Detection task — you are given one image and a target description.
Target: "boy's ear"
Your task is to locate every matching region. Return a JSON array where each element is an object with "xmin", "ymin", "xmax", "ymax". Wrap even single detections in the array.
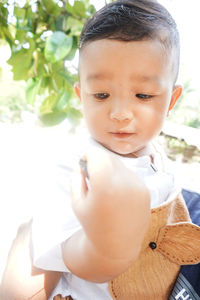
[
  {"xmin": 168, "ymin": 85, "xmax": 182, "ymax": 112},
  {"xmin": 74, "ymin": 82, "xmax": 81, "ymax": 101}
]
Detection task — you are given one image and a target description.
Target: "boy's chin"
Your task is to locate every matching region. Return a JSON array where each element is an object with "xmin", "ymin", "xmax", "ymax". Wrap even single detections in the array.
[
  {"xmin": 105, "ymin": 144, "xmax": 137, "ymax": 157},
  {"xmin": 105, "ymin": 142, "xmax": 149, "ymax": 158}
]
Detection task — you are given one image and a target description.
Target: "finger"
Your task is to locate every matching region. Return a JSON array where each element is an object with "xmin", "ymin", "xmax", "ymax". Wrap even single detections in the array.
[
  {"xmin": 84, "ymin": 147, "xmax": 113, "ymax": 182},
  {"xmin": 79, "ymin": 164, "xmax": 89, "ymax": 192},
  {"xmin": 79, "ymin": 158, "xmax": 89, "ymax": 179}
]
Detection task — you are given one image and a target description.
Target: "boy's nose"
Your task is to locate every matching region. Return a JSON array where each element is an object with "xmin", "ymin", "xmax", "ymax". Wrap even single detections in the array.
[{"xmin": 110, "ymin": 104, "xmax": 133, "ymax": 121}]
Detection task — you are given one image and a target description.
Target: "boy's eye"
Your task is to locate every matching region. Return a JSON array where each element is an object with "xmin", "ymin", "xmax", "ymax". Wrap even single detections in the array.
[
  {"xmin": 136, "ymin": 94, "xmax": 153, "ymax": 100},
  {"xmin": 94, "ymin": 93, "xmax": 109, "ymax": 100}
]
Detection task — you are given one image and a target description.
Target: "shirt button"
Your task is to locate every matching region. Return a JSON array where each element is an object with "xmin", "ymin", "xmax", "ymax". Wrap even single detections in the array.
[{"xmin": 149, "ymin": 242, "xmax": 157, "ymax": 250}]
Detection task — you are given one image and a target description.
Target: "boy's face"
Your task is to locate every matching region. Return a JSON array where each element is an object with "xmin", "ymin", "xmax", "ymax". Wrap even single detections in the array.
[{"xmin": 75, "ymin": 39, "xmax": 182, "ymax": 156}]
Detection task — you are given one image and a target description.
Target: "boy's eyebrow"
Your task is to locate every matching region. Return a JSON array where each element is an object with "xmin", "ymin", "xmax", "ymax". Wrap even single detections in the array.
[
  {"xmin": 131, "ymin": 75, "xmax": 160, "ymax": 83},
  {"xmin": 86, "ymin": 73, "xmax": 112, "ymax": 81},
  {"xmin": 86, "ymin": 73, "xmax": 161, "ymax": 85}
]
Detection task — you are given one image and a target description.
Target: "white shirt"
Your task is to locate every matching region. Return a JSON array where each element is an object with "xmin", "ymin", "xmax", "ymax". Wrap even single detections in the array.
[{"xmin": 31, "ymin": 135, "xmax": 176, "ymax": 300}]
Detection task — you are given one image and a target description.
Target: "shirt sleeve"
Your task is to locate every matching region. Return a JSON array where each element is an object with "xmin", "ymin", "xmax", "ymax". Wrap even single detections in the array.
[{"xmin": 31, "ymin": 160, "xmax": 82, "ymax": 272}]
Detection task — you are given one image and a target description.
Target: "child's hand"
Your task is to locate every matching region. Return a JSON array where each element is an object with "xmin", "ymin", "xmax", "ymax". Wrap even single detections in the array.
[
  {"xmin": 70, "ymin": 147, "xmax": 150, "ymax": 260},
  {"xmin": 62, "ymin": 147, "xmax": 150, "ymax": 282}
]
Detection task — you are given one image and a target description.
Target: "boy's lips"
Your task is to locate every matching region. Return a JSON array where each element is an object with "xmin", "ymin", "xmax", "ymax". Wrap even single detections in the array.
[{"xmin": 109, "ymin": 131, "xmax": 136, "ymax": 139}]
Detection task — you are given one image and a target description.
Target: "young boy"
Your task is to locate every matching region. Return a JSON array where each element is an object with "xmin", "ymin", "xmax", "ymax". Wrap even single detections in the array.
[{"xmin": 2, "ymin": 0, "xmax": 200, "ymax": 299}]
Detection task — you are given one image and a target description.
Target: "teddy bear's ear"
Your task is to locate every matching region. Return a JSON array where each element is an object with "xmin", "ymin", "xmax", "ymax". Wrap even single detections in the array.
[{"xmin": 157, "ymin": 223, "xmax": 200, "ymax": 265}]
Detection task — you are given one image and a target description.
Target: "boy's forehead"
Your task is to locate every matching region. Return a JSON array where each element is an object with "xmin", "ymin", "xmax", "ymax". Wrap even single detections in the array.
[
  {"xmin": 78, "ymin": 38, "xmax": 174, "ymax": 82},
  {"xmin": 79, "ymin": 38, "xmax": 166, "ymax": 65}
]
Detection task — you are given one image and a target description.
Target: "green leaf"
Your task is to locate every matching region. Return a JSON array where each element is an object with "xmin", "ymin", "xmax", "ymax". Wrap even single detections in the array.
[
  {"xmin": 15, "ymin": 29, "xmax": 26, "ymax": 42},
  {"xmin": 27, "ymin": 37, "xmax": 36, "ymax": 51},
  {"xmin": 66, "ymin": 17, "xmax": 83, "ymax": 36},
  {"xmin": 66, "ymin": 2, "xmax": 75, "ymax": 15},
  {"xmin": 88, "ymin": 4, "xmax": 96, "ymax": 15},
  {"xmin": 67, "ymin": 107, "xmax": 82, "ymax": 125},
  {"xmin": 14, "ymin": 7, "xmax": 26, "ymax": 19},
  {"xmin": 41, "ymin": 0, "xmax": 62, "ymax": 16},
  {"xmin": 57, "ymin": 70, "xmax": 78, "ymax": 86},
  {"xmin": 0, "ymin": 4, "xmax": 8, "ymax": 26},
  {"xmin": 49, "ymin": 62, "xmax": 66, "ymax": 90},
  {"xmin": 35, "ymin": 51, "xmax": 47, "ymax": 77},
  {"xmin": 73, "ymin": 1, "xmax": 86, "ymax": 18},
  {"xmin": 26, "ymin": 78, "xmax": 41, "ymax": 105},
  {"xmin": 50, "ymin": 74, "xmax": 63, "ymax": 91},
  {"xmin": 40, "ymin": 93, "xmax": 57, "ymax": 114},
  {"xmin": 7, "ymin": 49, "xmax": 33, "ymax": 81},
  {"xmin": 64, "ymin": 36, "xmax": 78, "ymax": 60},
  {"xmin": 82, "ymin": 0, "xmax": 90, "ymax": 8},
  {"xmin": 2, "ymin": 27, "xmax": 15, "ymax": 46},
  {"xmin": 27, "ymin": 7, "xmax": 34, "ymax": 19},
  {"xmin": 40, "ymin": 76, "xmax": 51, "ymax": 89},
  {"xmin": 51, "ymin": 60, "xmax": 64, "ymax": 73},
  {"xmin": 65, "ymin": 45, "xmax": 77, "ymax": 61},
  {"xmin": 55, "ymin": 15, "xmax": 65, "ymax": 31},
  {"xmin": 54, "ymin": 88, "xmax": 71, "ymax": 112},
  {"xmin": 44, "ymin": 31, "xmax": 73, "ymax": 63},
  {"xmin": 39, "ymin": 111, "xmax": 67, "ymax": 126}
]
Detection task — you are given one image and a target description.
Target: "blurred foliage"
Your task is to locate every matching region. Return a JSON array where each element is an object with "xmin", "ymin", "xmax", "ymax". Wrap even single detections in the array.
[
  {"xmin": 0, "ymin": 92, "xmax": 27, "ymax": 123},
  {"xmin": 0, "ymin": 0, "xmax": 96, "ymax": 126},
  {"xmin": 159, "ymin": 134, "xmax": 200, "ymax": 163}
]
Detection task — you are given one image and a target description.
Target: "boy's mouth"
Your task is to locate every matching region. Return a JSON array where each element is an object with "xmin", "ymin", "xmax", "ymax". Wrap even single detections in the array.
[{"xmin": 110, "ymin": 132, "xmax": 135, "ymax": 139}]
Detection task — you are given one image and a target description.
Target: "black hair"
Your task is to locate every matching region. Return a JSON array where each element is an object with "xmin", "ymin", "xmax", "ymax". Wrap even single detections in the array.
[{"xmin": 79, "ymin": 0, "xmax": 180, "ymax": 82}]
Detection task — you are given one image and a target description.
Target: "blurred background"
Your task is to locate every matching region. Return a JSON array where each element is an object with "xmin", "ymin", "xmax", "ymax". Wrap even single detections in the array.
[{"xmin": 0, "ymin": 0, "xmax": 200, "ymax": 281}]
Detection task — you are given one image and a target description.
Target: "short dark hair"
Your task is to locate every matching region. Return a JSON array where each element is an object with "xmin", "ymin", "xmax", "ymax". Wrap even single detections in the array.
[{"xmin": 79, "ymin": 0, "xmax": 180, "ymax": 82}]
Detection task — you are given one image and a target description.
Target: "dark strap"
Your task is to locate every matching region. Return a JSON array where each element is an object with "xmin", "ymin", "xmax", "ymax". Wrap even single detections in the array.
[
  {"xmin": 54, "ymin": 295, "xmax": 73, "ymax": 300},
  {"xmin": 169, "ymin": 190, "xmax": 200, "ymax": 299},
  {"xmin": 182, "ymin": 189, "xmax": 200, "ymax": 226}
]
